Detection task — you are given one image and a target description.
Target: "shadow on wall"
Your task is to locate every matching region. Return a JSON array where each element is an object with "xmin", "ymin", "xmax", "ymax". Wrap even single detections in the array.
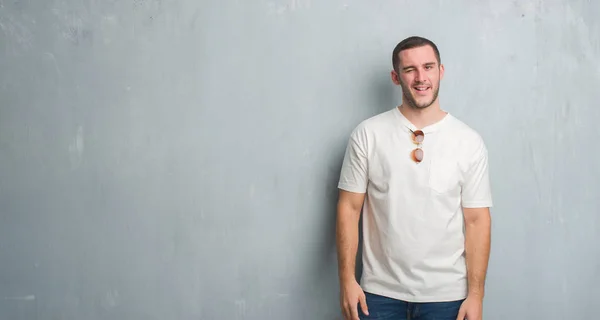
[
  {"xmin": 301, "ymin": 66, "xmax": 398, "ymax": 317},
  {"xmin": 355, "ymin": 67, "xmax": 398, "ymax": 279},
  {"xmin": 308, "ymin": 145, "xmax": 348, "ymax": 316},
  {"xmin": 372, "ymin": 67, "xmax": 400, "ymax": 113},
  {"xmin": 332, "ymin": 64, "xmax": 398, "ymax": 269}
]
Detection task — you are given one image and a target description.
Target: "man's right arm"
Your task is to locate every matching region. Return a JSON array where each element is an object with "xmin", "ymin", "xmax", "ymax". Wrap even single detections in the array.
[
  {"xmin": 336, "ymin": 125, "xmax": 369, "ymax": 320},
  {"xmin": 336, "ymin": 189, "xmax": 368, "ymax": 320},
  {"xmin": 336, "ymin": 190, "xmax": 365, "ymax": 283}
]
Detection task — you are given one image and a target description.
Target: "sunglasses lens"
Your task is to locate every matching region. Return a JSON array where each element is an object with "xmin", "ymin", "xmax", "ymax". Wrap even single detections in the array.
[
  {"xmin": 413, "ymin": 130, "xmax": 424, "ymax": 143},
  {"xmin": 412, "ymin": 148, "xmax": 423, "ymax": 162}
]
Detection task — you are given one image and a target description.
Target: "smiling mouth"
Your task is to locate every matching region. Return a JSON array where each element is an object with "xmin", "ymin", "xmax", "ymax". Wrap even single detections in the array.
[{"xmin": 413, "ymin": 86, "xmax": 430, "ymax": 94}]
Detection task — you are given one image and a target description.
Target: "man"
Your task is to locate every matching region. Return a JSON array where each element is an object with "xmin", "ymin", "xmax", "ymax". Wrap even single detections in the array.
[{"xmin": 336, "ymin": 36, "xmax": 493, "ymax": 320}]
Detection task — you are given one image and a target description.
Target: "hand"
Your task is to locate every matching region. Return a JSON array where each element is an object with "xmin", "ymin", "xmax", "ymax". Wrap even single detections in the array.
[
  {"xmin": 339, "ymin": 279, "xmax": 369, "ymax": 320},
  {"xmin": 456, "ymin": 295, "xmax": 483, "ymax": 320}
]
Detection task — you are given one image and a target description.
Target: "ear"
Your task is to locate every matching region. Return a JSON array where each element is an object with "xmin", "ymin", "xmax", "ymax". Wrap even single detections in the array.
[
  {"xmin": 390, "ymin": 70, "xmax": 401, "ymax": 85},
  {"xmin": 439, "ymin": 64, "xmax": 445, "ymax": 80}
]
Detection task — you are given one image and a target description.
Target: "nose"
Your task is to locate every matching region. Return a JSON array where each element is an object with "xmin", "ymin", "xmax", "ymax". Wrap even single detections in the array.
[{"xmin": 415, "ymin": 68, "xmax": 426, "ymax": 82}]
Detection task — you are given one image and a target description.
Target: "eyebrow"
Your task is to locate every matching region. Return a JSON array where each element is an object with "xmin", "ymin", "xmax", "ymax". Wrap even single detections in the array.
[{"xmin": 402, "ymin": 62, "xmax": 437, "ymax": 70}]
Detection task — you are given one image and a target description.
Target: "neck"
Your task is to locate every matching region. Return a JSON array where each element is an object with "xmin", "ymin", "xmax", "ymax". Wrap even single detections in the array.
[{"xmin": 398, "ymin": 101, "xmax": 447, "ymax": 129}]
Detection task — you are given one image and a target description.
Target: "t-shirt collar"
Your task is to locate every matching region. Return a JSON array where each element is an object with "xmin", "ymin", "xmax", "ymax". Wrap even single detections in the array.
[{"xmin": 393, "ymin": 106, "xmax": 450, "ymax": 134}]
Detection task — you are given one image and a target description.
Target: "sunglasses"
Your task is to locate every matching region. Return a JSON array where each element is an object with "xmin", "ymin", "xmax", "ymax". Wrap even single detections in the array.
[{"xmin": 409, "ymin": 128, "xmax": 424, "ymax": 163}]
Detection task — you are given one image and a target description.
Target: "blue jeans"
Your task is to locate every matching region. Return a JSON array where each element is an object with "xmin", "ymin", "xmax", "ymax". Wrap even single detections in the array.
[{"xmin": 359, "ymin": 291, "xmax": 464, "ymax": 320}]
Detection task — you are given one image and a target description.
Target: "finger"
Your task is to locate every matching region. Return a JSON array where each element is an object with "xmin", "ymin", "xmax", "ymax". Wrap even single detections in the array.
[
  {"xmin": 343, "ymin": 305, "xmax": 351, "ymax": 320},
  {"xmin": 350, "ymin": 302, "xmax": 360, "ymax": 320},
  {"xmin": 358, "ymin": 293, "xmax": 369, "ymax": 316},
  {"xmin": 347, "ymin": 304, "xmax": 355, "ymax": 320},
  {"xmin": 456, "ymin": 308, "xmax": 466, "ymax": 320}
]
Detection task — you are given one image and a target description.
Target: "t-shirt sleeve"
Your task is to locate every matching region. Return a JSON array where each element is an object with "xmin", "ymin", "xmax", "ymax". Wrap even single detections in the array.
[
  {"xmin": 337, "ymin": 127, "xmax": 369, "ymax": 193},
  {"xmin": 461, "ymin": 138, "xmax": 493, "ymax": 208}
]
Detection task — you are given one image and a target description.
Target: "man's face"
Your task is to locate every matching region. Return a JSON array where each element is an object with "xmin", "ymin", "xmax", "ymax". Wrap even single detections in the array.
[{"xmin": 392, "ymin": 45, "xmax": 444, "ymax": 109}]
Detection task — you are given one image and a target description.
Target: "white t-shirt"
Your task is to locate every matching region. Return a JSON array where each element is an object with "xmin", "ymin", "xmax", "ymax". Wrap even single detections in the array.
[{"xmin": 338, "ymin": 107, "xmax": 493, "ymax": 302}]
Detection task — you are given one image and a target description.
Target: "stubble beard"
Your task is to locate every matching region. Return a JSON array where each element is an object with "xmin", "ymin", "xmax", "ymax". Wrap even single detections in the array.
[{"xmin": 400, "ymin": 80, "xmax": 440, "ymax": 110}]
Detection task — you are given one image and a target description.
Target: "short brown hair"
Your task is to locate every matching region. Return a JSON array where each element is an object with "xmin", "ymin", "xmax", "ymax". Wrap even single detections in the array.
[{"xmin": 392, "ymin": 36, "xmax": 441, "ymax": 72}]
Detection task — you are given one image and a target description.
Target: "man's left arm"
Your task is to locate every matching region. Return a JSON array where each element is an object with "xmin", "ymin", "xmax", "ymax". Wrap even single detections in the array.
[
  {"xmin": 463, "ymin": 206, "xmax": 491, "ymax": 299},
  {"xmin": 456, "ymin": 137, "xmax": 493, "ymax": 320}
]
